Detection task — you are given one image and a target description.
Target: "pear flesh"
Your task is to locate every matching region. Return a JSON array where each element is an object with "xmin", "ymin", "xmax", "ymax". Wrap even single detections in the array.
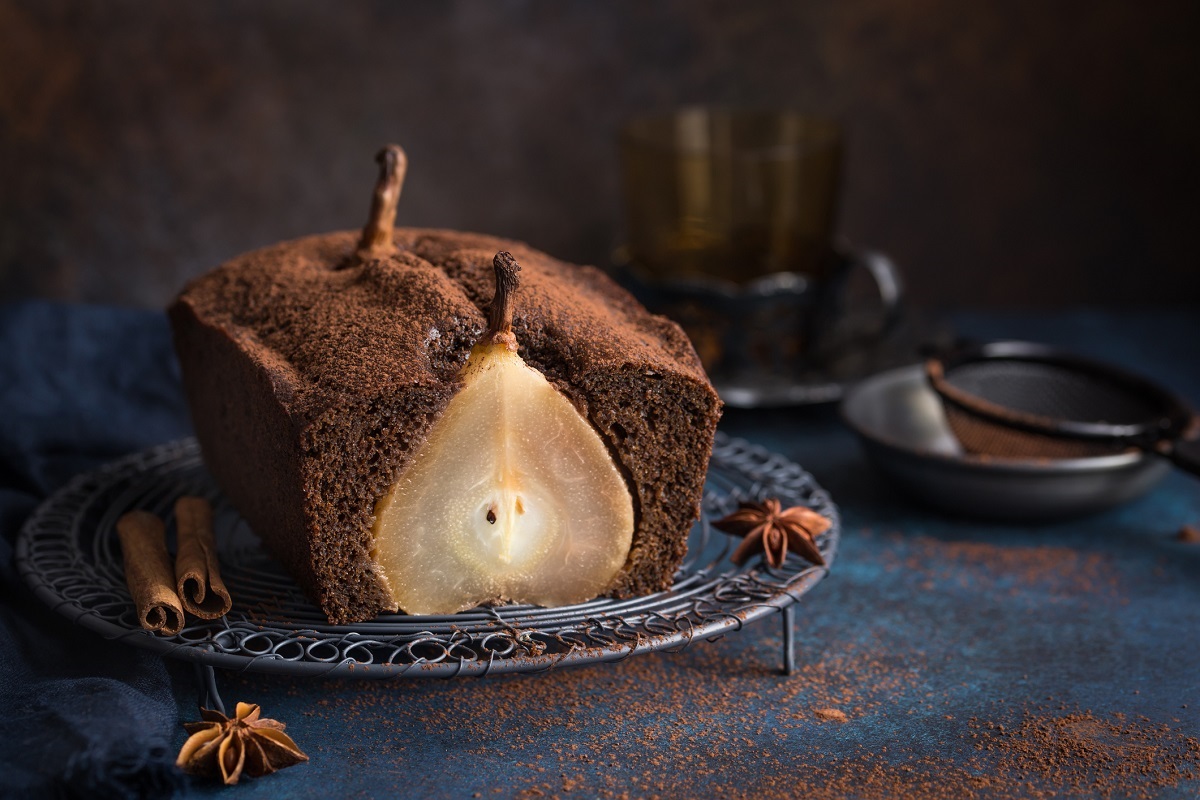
[{"xmin": 372, "ymin": 342, "xmax": 635, "ymax": 616}]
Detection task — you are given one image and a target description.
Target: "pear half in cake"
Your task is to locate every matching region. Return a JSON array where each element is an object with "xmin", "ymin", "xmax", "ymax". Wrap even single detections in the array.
[{"xmin": 372, "ymin": 252, "xmax": 635, "ymax": 615}]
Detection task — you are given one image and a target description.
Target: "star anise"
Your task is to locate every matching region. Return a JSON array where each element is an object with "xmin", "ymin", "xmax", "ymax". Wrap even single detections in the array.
[
  {"xmin": 176, "ymin": 702, "xmax": 307, "ymax": 785},
  {"xmin": 712, "ymin": 497, "xmax": 831, "ymax": 569}
]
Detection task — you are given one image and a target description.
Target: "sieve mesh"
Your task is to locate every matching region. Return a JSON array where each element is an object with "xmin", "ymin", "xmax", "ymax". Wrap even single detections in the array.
[{"xmin": 943, "ymin": 360, "xmax": 1162, "ymax": 427}]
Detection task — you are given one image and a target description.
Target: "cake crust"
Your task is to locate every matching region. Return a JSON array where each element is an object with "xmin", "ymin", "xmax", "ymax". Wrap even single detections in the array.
[{"xmin": 170, "ymin": 228, "xmax": 722, "ymax": 624}]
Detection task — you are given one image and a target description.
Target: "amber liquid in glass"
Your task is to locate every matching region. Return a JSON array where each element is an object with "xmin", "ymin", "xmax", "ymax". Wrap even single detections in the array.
[{"xmin": 621, "ymin": 109, "xmax": 843, "ymax": 287}]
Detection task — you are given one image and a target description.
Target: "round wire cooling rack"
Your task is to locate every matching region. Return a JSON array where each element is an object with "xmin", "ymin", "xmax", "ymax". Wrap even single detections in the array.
[{"xmin": 16, "ymin": 433, "xmax": 839, "ymax": 681}]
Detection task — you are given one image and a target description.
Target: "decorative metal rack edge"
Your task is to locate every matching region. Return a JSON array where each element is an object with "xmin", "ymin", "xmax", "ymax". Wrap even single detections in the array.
[{"xmin": 16, "ymin": 433, "xmax": 839, "ymax": 679}]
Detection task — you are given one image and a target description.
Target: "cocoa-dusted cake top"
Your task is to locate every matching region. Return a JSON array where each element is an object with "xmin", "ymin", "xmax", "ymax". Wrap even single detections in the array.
[{"xmin": 177, "ymin": 227, "xmax": 710, "ymax": 422}]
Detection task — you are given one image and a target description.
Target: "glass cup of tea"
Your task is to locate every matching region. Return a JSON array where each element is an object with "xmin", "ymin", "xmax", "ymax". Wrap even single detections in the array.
[{"xmin": 617, "ymin": 108, "xmax": 902, "ymax": 405}]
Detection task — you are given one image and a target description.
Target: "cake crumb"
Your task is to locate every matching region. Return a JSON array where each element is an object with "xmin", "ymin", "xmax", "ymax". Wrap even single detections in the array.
[
  {"xmin": 814, "ymin": 708, "xmax": 848, "ymax": 722},
  {"xmin": 1177, "ymin": 524, "xmax": 1200, "ymax": 543}
]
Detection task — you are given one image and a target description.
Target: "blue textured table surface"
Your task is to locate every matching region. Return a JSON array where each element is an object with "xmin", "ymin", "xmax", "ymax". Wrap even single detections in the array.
[{"xmin": 1, "ymin": 302, "xmax": 1197, "ymax": 800}]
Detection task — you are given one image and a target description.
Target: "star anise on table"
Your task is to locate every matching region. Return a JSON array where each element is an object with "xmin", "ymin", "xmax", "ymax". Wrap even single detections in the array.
[
  {"xmin": 176, "ymin": 702, "xmax": 307, "ymax": 785},
  {"xmin": 712, "ymin": 497, "xmax": 831, "ymax": 569}
]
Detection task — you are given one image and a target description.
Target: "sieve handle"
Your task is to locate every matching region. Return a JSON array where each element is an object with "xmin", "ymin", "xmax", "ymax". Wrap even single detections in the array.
[{"xmin": 1160, "ymin": 437, "xmax": 1200, "ymax": 478}]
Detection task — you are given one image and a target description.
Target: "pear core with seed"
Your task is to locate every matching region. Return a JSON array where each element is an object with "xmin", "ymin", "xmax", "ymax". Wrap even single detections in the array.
[{"xmin": 370, "ymin": 254, "xmax": 635, "ymax": 615}]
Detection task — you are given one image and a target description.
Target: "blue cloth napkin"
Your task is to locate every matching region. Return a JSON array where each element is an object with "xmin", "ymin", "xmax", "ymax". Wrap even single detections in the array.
[{"xmin": 0, "ymin": 302, "xmax": 192, "ymax": 799}]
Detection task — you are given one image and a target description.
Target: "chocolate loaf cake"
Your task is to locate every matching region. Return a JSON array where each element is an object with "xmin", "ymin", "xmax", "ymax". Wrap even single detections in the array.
[{"xmin": 170, "ymin": 147, "xmax": 722, "ymax": 624}]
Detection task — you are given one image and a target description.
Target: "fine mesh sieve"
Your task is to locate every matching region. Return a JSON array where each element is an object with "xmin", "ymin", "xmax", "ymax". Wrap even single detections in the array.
[{"xmin": 925, "ymin": 341, "xmax": 1200, "ymax": 477}]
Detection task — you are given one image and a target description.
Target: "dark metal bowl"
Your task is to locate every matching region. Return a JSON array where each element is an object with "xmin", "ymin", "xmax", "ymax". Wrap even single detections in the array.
[{"xmin": 840, "ymin": 364, "xmax": 1170, "ymax": 522}]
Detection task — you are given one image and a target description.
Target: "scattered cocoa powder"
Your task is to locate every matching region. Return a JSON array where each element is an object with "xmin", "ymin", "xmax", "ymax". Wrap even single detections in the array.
[
  {"xmin": 813, "ymin": 708, "xmax": 847, "ymax": 722},
  {"xmin": 877, "ymin": 532, "xmax": 1125, "ymax": 601},
  {"xmin": 968, "ymin": 709, "xmax": 1200, "ymax": 799},
  {"xmin": 209, "ymin": 629, "xmax": 1198, "ymax": 800},
  {"xmin": 200, "ymin": 529, "xmax": 1196, "ymax": 799}
]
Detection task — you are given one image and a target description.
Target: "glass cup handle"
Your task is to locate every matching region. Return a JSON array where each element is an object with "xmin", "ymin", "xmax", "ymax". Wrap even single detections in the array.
[{"xmin": 844, "ymin": 247, "xmax": 905, "ymax": 336}]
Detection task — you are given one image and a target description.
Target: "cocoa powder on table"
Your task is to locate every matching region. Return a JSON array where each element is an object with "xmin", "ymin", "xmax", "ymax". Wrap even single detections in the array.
[
  {"xmin": 1178, "ymin": 525, "xmax": 1200, "ymax": 544},
  {"xmin": 223, "ymin": 643, "xmax": 1197, "ymax": 800},
  {"xmin": 877, "ymin": 532, "xmax": 1126, "ymax": 600},
  {"xmin": 211, "ymin": 529, "xmax": 1196, "ymax": 799}
]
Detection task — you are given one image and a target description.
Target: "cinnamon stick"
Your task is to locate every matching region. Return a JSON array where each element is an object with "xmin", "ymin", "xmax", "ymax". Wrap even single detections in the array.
[
  {"xmin": 174, "ymin": 496, "xmax": 231, "ymax": 619},
  {"xmin": 116, "ymin": 511, "xmax": 185, "ymax": 635}
]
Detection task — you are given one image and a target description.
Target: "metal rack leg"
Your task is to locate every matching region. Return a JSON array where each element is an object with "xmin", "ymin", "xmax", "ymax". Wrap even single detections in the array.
[
  {"xmin": 781, "ymin": 605, "xmax": 795, "ymax": 676},
  {"xmin": 193, "ymin": 662, "xmax": 226, "ymax": 715}
]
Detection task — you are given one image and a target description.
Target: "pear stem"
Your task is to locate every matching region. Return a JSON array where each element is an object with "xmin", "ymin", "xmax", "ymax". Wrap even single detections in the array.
[
  {"xmin": 357, "ymin": 144, "xmax": 408, "ymax": 257},
  {"xmin": 487, "ymin": 251, "xmax": 521, "ymax": 348}
]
